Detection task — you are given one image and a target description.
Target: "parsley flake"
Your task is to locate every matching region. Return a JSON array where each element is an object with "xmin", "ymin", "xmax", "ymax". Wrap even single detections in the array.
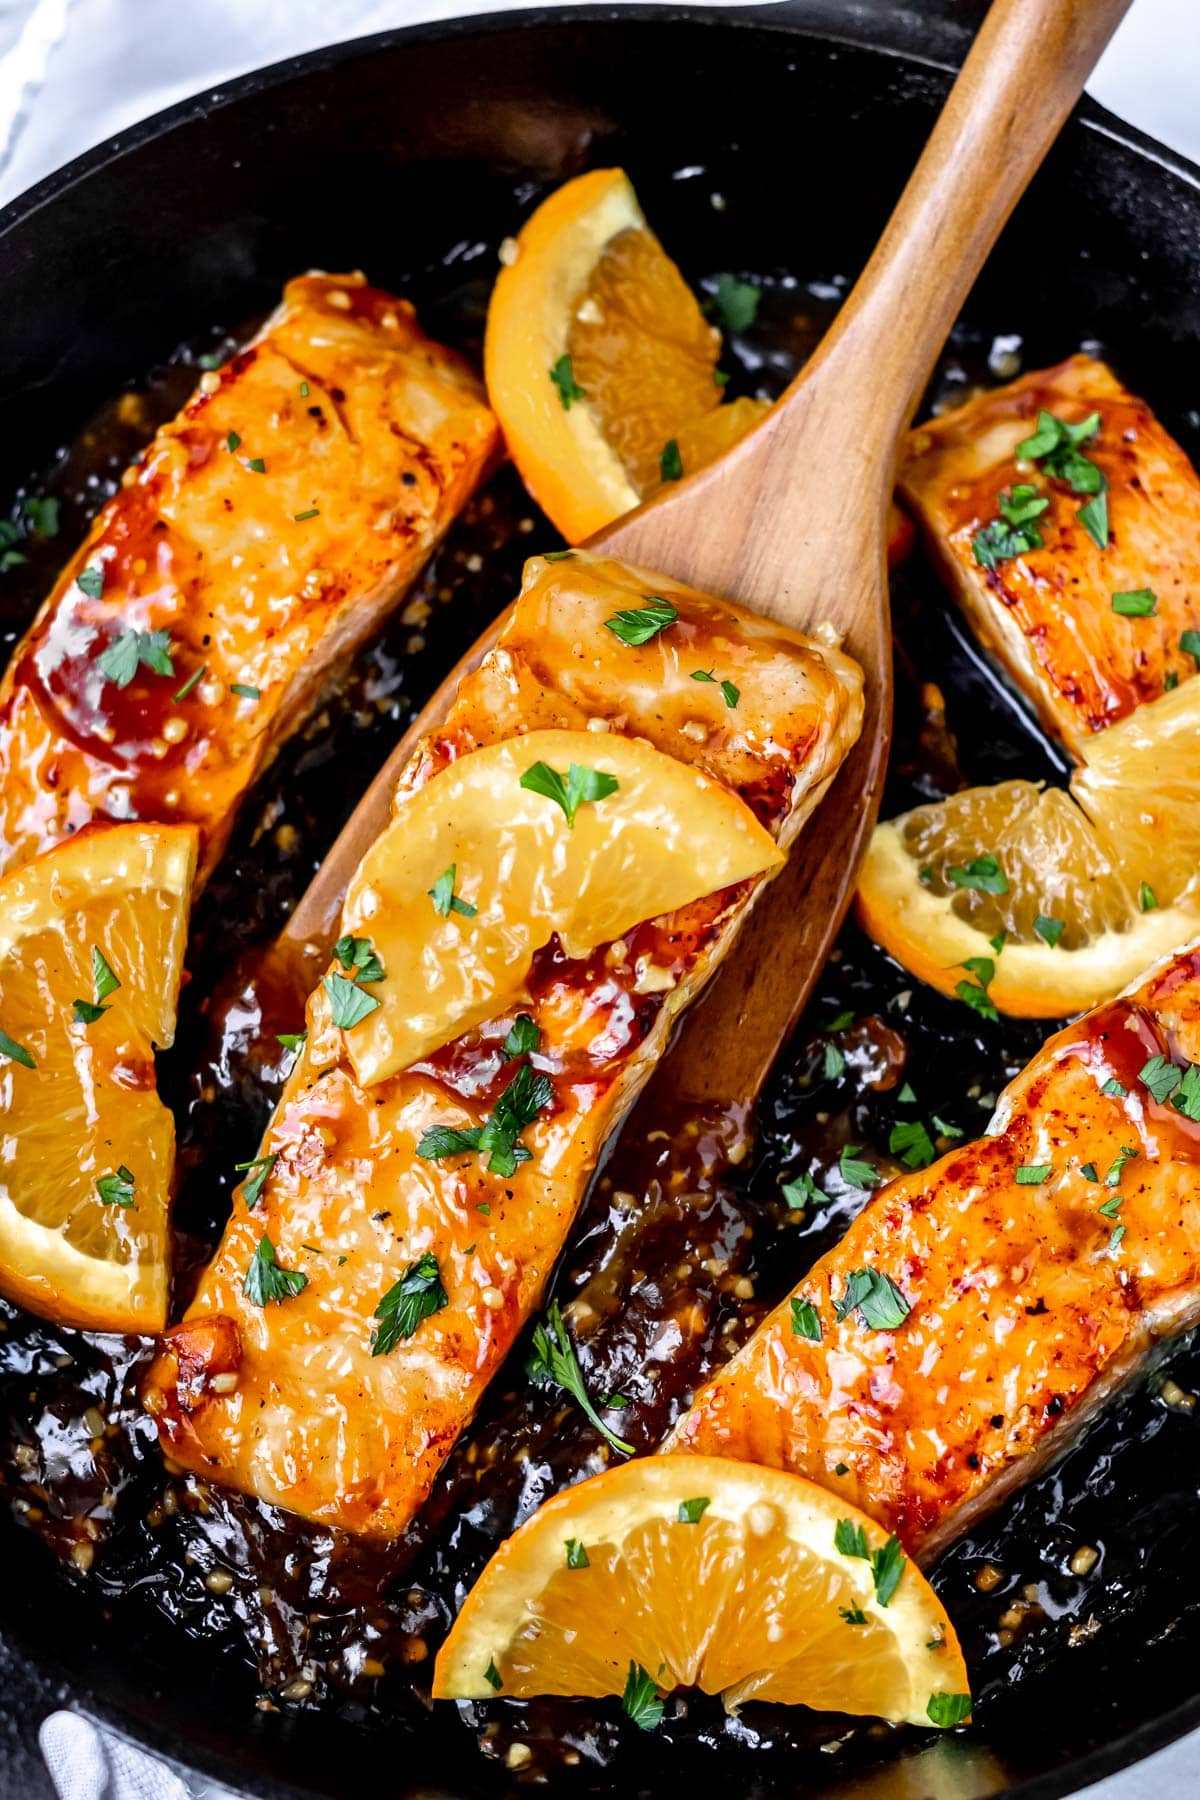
[
  {"xmin": 677, "ymin": 1496, "xmax": 710, "ymax": 1523},
  {"xmin": 1182, "ymin": 630, "xmax": 1200, "ymax": 667},
  {"xmin": 549, "ymin": 354, "xmax": 585, "ymax": 410},
  {"xmin": 711, "ymin": 273, "xmax": 760, "ymax": 333},
  {"xmin": 605, "ymin": 598, "xmax": 678, "ymax": 646},
  {"xmin": 96, "ymin": 1165, "xmax": 135, "ymax": 1207},
  {"xmin": 1100, "ymin": 1078, "xmax": 1126, "ymax": 1099},
  {"xmin": 0, "ymin": 1028, "xmax": 34, "ymax": 1069},
  {"xmin": 1140, "ymin": 881, "xmax": 1158, "ymax": 913},
  {"xmin": 889, "ymin": 1119, "xmax": 936, "ymax": 1170},
  {"xmin": 659, "ymin": 439, "xmax": 683, "ymax": 482},
  {"xmin": 230, "ymin": 682, "xmax": 260, "ymax": 701},
  {"xmin": 790, "ymin": 1297, "xmax": 822, "ymax": 1341},
  {"xmin": 781, "ymin": 1170, "xmax": 828, "ymax": 1210},
  {"xmin": 24, "ymin": 496, "xmax": 59, "ymax": 538},
  {"xmin": 1078, "ymin": 490, "xmax": 1109, "ymax": 549},
  {"xmin": 823, "ymin": 1041, "xmax": 846, "ymax": 1080},
  {"xmin": 1104, "ymin": 1145, "xmax": 1139, "ymax": 1188},
  {"xmin": 334, "ymin": 935, "xmax": 385, "ymax": 982},
  {"xmin": 277, "ymin": 1031, "xmax": 307, "ymax": 1053},
  {"xmin": 840, "ymin": 1606, "xmax": 868, "ymax": 1625},
  {"xmin": 526, "ymin": 1298, "xmax": 632, "ymax": 1454},
  {"xmin": 1034, "ymin": 914, "xmax": 1064, "ymax": 947},
  {"xmin": 243, "ymin": 1235, "xmax": 308, "ymax": 1306},
  {"xmin": 1140, "ymin": 1053, "xmax": 1182, "ymax": 1104},
  {"xmin": 519, "ymin": 760, "xmax": 619, "ymax": 829},
  {"xmin": 834, "ymin": 1268, "xmax": 910, "ymax": 1330},
  {"xmin": 838, "ymin": 1145, "xmax": 880, "ymax": 1190},
  {"xmin": 1112, "ymin": 588, "xmax": 1156, "ymax": 617},
  {"xmin": 928, "ymin": 1692, "xmax": 972, "ymax": 1729},
  {"xmin": 691, "ymin": 668, "xmax": 740, "ymax": 707},
  {"xmin": 622, "ymin": 1661, "xmax": 664, "ymax": 1731},
  {"xmin": 1174, "ymin": 1063, "xmax": 1200, "ymax": 1122},
  {"xmin": 324, "ymin": 972, "xmax": 381, "ymax": 1030},
  {"xmin": 503, "ymin": 1014, "xmax": 540, "ymax": 1058},
  {"xmin": 76, "ymin": 565, "xmax": 103, "ymax": 599},
  {"xmin": 565, "ymin": 1538, "xmax": 590, "ymax": 1568},
  {"xmin": 96, "ymin": 628, "xmax": 174, "ymax": 688},
  {"xmin": 293, "ymin": 508, "xmax": 319, "ymax": 522},
  {"xmin": 947, "ymin": 853, "xmax": 1007, "ymax": 894},
  {"xmin": 235, "ymin": 1153, "xmax": 278, "ymax": 1208},
  {"xmin": 1015, "ymin": 1164, "xmax": 1053, "ymax": 1184},
  {"xmin": 835, "ymin": 1518, "xmax": 868, "ymax": 1559},
  {"xmin": 484, "ymin": 1659, "xmax": 502, "ymax": 1691},
  {"xmin": 371, "ymin": 1252, "xmax": 448, "ymax": 1355},
  {"xmin": 428, "ymin": 864, "xmax": 477, "ymax": 919},
  {"xmin": 246, "ymin": 457, "xmax": 266, "ymax": 474}
]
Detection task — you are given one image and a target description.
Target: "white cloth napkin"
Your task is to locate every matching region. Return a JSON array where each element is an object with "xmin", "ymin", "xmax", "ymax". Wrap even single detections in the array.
[{"xmin": 3, "ymin": 0, "xmax": 1200, "ymax": 1795}]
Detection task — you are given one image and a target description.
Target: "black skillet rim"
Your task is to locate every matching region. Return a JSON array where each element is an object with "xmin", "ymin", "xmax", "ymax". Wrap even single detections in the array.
[{"xmin": 2, "ymin": 3, "xmax": 1200, "ymax": 1795}]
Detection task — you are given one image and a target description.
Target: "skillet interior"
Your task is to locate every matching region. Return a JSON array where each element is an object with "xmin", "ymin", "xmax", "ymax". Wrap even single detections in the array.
[{"xmin": 2, "ymin": 4, "xmax": 1200, "ymax": 1796}]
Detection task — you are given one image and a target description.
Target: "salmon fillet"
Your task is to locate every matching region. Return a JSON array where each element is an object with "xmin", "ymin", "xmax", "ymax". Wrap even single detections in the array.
[
  {"xmin": 900, "ymin": 355, "xmax": 1200, "ymax": 759},
  {"xmin": 0, "ymin": 273, "xmax": 499, "ymax": 886},
  {"xmin": 670, "ymin": 942, "xmax": 1200, "ymax": 1560},
  {"xmin": 142, "ymin": 551, "xmax": 863, "ymax": 1536}
]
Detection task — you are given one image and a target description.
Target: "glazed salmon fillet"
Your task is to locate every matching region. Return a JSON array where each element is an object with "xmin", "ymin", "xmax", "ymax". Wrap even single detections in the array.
[
  {"xmin": 670, "ymin": 943, "xmax": 1200, "ymax": 1560},
  {"xmin": 0, "ymin": 273, "xmax": 499, "ymax": 886},
  {"xmin": 900, "ymin": 355, "xmax": 1200, "ymax": 759},
  {"xmin": 143, "ymin": 551, "xmax": 863, "ymax": 1536}
]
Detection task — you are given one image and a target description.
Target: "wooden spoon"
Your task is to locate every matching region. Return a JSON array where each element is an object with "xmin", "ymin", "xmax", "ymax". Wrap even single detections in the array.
[{"xmin": 274, "ymin": 0, "xmax": 1130, "ymax": 1118}]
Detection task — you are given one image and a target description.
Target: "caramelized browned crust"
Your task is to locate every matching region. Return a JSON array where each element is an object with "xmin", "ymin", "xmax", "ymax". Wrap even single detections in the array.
[
  {"xmin": 900, "ymin": 355, "xmax": 1200, "ymax": 758},
  {"xmin": 0, "ymin": 274, "xmax": 499, "ymax": 886},
  {"xmin": 670, "ymin": 942, "xmax": 1200, "ymax": 1559},
  {"xmin": 143, "ymin": 553, "xmax": 863, "ymax": 1537}
]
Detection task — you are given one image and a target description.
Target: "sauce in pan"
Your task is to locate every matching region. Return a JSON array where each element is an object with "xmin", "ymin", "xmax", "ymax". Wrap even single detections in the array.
[{"xmin": 1, "ymin": 253, "xmax": 1199, "ymax": 1794}]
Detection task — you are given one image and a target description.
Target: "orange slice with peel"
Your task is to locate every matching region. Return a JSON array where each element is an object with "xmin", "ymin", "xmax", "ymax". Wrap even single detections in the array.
[
  {"xmin": 856, "ymin": 678, "xmax": 1200, "ymax": 1018},
  {"xmin": 319, "ymin": 728, "xmax": 783, "ymax": 1088},
  {"xmin": 432, "ymin": 1455, "xmax": 969, "ymax": 1728},
  {"xmin": 0, "ymin": 822, "xmax": 195, "ymax": 1332},
  {"xmin": 484, "ymin": 168, "xmax": 769, "ymax": 542}
]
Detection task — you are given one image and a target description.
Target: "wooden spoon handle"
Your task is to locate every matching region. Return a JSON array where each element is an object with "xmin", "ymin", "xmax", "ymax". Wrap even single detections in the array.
[{"xmin": 804, "ymin": 0, "xmax": 1133, "ymax": 473}]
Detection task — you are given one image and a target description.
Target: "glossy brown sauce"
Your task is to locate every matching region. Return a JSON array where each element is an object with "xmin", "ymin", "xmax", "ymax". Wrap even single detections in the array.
[{"xmin": 0, "ymin": 255, "xmax": 1199, "ymax": 1795}]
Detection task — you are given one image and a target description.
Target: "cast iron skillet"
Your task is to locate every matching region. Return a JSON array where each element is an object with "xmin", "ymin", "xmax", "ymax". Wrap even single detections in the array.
[{"xmin": 2, "ymin": 3, "xmax": 1200, "ymax": 1796}]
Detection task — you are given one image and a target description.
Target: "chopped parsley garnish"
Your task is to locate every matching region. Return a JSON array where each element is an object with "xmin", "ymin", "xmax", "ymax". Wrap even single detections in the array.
[
  {"xmin": 1015, "ymin": 1164, "xmax": 1053, "ymax": 1184},
  {"xmin": 1017, "ymin": 409, "xmax": 1102, "ymax": 490},
  {"xmin": 928, "ymin": 1692, "xmax": 972, "ymax": 1729},
  {"xmin": 1104, "ymin": 1145, "xmax": 1139, "ymax": 1189},
  {"xmin": 1140, "ymin": 1053, "xmax": 1181, "ymax": 1104},
  {"xmin": 96, "ymin": 1165, "xmax": 135, "ymax": 1208},
  {"xmin": 428, "ymin": 864, "xmax": 477, "ymax": 919},
  {"xmin": 230, "ymin": 682, "xmax": 260, "ymax": 700},
  {"xmin": 503, "ymin": 1014, "xmax": 540, "ymax": 1058},
  {"xmin": 972, "ymin": 484, "xmax": 1049, "ymax": 569},
  {"xmin": 956, "ymin": 955, "xmax": 999, "ymax": 1022},
  {"xmin": 334, "ymin": 934, "xmax": 384, "ymax": 982},
  {"xmin": 790, "ymin": 1297, "xmax": 822, "ymax": 1341},
  {"xmin": 246, "ymin": 457, "xmax": 266, "ymax": 474},
  {"xmin": 1175, "ymin": 1062, "xmax": 1200, "ymax": 1122},
  {"xmin": 519, "ymin": 759, "xmax": 619, "ymax": 829},
  {"xmin": 243, "ymin": 1235, "xmax": 308, "ymax": 1306},
  {"xmin": 543, "ymin": 549, "xmax": 574, "ymax": 562},
  {"xmin": 1078, "ymin": 491, "xmax": 1109, "ymax": 549},
  {"xmin": 834, "ymin": 1268, "xmax": 910, "ymax": 1331},
  {"xmin": 418, "ymin": 1063, "xmax": 554, "ymax": 1178},
  {"xmin": 677, "ymin": 1496, "xmax": 711, "ymax": 1523},
  {"xmin": 1140, "ymin": 882, "xmax": 1158, "ymax": 913},
  {"xmin": 834, "ymin": 1519, "xmax": 906, "ymax": 1604},
  {"xmin": 691, "ymin": 668, "xmax": 740, "ymax": 708},
  {"xmin": 74, "ymin": 944, "xmax": 120, "ymax": 1027},
  {"xmin": 838, "ymin": 1145, "xmax": 880, "ymax": 1190},
  {"xmin": 0, "ymin": 1028, "xmax": 34, "ymax": 1069},
  {"xmin": 711, "ymin": 273, "xmax": 760, "ymax": 334},
  {"xmin": 826, "ymin": 1009, "xmax": 856, "ymax": 1031},
  {"xmin": 897, "ymin": 1082, "xmax": 917, "ymax": 1104},
  {"xmin": 24, "ymin": 497, "xmax": 59, "ymax": 537},
  {"xmin": 840, "ymin": 1607, "xmax": 868, "ymax": 1625},
  {"xmin": 834, "ymin": 1518, "xmax": 867, "ymax": 1559},
  {"xmin": 834, "ymin": 1462, "xmax": 849, "ymax": 1477},
  {"xmin": 235, "ymin": 1153, "xmax": 278, "ymax": 1208},
  {"xmin": 823, "ymin": 1042, "xmax": 845, "ymax": 1080},
  {"xmin": 1034, "ymin": 914, "xmax": 1064, "ymax": 947},
  {"xmin": 483, "ymin": 1659, "xmax": 502, "ymax": 1691},
  {"xmin": 277, "ymin": 1031, "xmax": 307, "ymax": 1052},
  {"xmin": 1108, "ymin": 1224, "xmax": 1127, "ymax": 1254},
  {"xmin": 1100, "ymin": 1078, "xmax": 1126, "ymax": 1099},
  {"xmin": 1166, "ymin": 670, "xmax": 1180, "ymax": 691},
  {"xmin": 549, "ymin": 354, "xmax": 585, "ymax": 410},
  {"xmin": 659, "ymin": 439, "xmax": 683, "ymax": 482},
  {"xmin": 781, "ymin": 1170, "xmax": 828, "ymax": 1209},
  {"xmin": 172, "ymin": 664, "xmax": 207, "ymax": 703},
  {"xmin": 1080, "ymin": 1163, "xmax": 1099, "ymax": 1182},
  {"xmin": 946, "ymin": 854, "xmax": 1007, "ymax": 894},
  {"xmin": 1112, "ymin": 588, "xmax": 1156, "ymax": 617},
  {"xmin": 933, "ymin": 1114, "xmax": 963, "ymax": 1139},
  {"xmin": 622, "ymin": 1661, "xmax": 664, "ymax": 1731},
  {"xmin": 226, "ymin": 432, "xmax": 241, "ymax": 453},
  {"xmin": 605, "ymin": 598, "xmax": 678, "ymax": 646},
  {"xmin": 989, "ymin": 930, "xmax": 1008, "ymax": 955},
  {"xmin": 324, "ymin": 972, "xmax": 381, "ymax": 1030},
  {"xmin": 527, "ymin": 1298, "xmax": 633, "ymax": 1454},
  {"xmin": 371, "ymin": 1252, "xmax": 448, "ymax": 1355},
  {"xmin": 96, "ymin": 627, "xmax": 174, "ymax": 688},
  {"xmin": 76, "ymin": 565, "xmax": 103, "ymax": 600},
  {"xmin": 565, "ymin": 1538, "xmax": 590, "ymax": 1568},
  {"xmin": 889, "ymin": 1119, "xmax": 936, "ymax": 1170},
  {"xmin": 293, "ymin": 508, "xmax": 319, "ymax": 522},
  {"xmin": 299, "ymin": 381, "xmax": 309, "ymax": 398},
  {"xmin": 0, "ymin": 520, "xmax": 26, "ymax": 572},
  {"xmin": 1182, "ymin": 629, "xmax": 1200, "ymax": 667}
]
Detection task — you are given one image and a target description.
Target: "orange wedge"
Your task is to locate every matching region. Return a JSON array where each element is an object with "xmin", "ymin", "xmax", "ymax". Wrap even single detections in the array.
[
  {"xmin": 316, "ymin": 727, "xmax": 783, "ymax": 1087},
  {"xmin": 856, "ymin": 678, "xmax": 1200, "ymax": 1018},
  {"xmin": 432, "ymin": 1455, "xmax": 970, "ymax": 1729},
  {"xmin": 0, "ymin": 823, "xmax": 196, "ymax": 1332},
  {"xmin": 484, "ymin": 168, "xmax": 769, "ymax": 541}
]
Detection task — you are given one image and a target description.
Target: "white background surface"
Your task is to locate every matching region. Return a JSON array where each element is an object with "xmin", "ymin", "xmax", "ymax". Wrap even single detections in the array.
[{"xmin": 1, "ymin": 2, "xmax": 1198, "ymax": 1797}]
